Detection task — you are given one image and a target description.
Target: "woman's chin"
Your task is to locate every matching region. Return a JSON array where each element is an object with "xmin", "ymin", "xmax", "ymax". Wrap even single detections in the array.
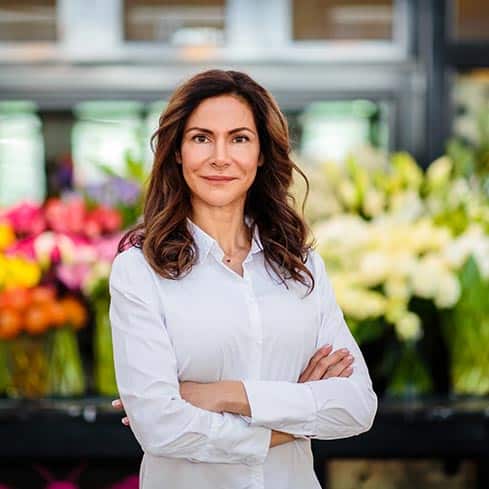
[{"xmin": 194, "ymin": 195, "xmax": 246, "ymax": 209}]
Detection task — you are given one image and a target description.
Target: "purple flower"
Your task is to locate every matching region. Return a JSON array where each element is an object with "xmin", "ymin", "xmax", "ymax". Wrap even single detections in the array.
[{"xmin": 84, "ymin": 177, "xmax": 141, "ymax": 207}]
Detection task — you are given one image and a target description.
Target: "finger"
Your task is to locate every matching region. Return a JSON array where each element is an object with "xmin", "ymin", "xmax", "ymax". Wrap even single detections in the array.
[
  {"xmin": 298, "ymin": 345, "xmax": 332, "ymax": 382},
  {"xmin": 338, "ymin": 365, "xmax": 353, "ymax": 377},
  {"xmin": 309, "ymin": 350, "xmax": 350, "ymax": 381},
  {"xmin": 122, "ymin": 417, "xmax": 130, "ymax": 426},
  {"xmin": 111, "ymin": 399, "xmax": 123, "ymax": 409},
  {"xmin": 326, "ymin": 354, "xmax": 354, "ymax": 378}
]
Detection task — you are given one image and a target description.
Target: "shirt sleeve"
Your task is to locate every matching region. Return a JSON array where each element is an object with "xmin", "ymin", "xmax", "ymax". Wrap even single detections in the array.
[
  {"xmin": 109, "ymin": 248, "xmax": 272, "ymax": 465},
  {"xmin": 241, "ymin": 249, "xmax": 378, "ymax": 440}
]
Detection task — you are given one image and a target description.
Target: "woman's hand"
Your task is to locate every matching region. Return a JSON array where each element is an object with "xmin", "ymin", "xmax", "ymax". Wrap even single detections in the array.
[
  {"xmin": 112, "ymin": 398, "xmax": 129, "ymax": 426},
  {"xmin": 298, "ymin": 344, "xmax": 354, "ymax": 383}
]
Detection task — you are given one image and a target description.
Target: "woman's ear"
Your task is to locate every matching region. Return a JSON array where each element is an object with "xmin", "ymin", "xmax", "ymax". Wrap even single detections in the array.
[{"xmin": 258, "ymin": 154, "xmax": 264, "ymax": 167}]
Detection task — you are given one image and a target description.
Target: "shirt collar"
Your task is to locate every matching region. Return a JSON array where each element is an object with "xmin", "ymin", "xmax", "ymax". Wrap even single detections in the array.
[{"xmin": 186, "ymin": 215, "xmax": 263, "ymax": 264}]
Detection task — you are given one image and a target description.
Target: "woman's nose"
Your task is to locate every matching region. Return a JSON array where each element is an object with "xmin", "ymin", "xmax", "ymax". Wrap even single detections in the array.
[{"xmin": 212, "ymin": 139, "xmax": 230, "ymax": 165}]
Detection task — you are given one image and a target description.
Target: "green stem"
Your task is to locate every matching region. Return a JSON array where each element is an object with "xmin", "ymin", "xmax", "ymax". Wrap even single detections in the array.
[
  {"xmin": 94, "ymin": 299, "xmax": 118, "ymax": 396},
  {"xmin": 48, "ymin": 327, "xmax": 85, "ymax": 396}
]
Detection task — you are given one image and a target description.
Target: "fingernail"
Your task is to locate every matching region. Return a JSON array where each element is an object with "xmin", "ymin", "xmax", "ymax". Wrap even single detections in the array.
[
  {"xmin": 112, "ymin": 400, "xmax": 120, "ymax": 407},
  {"xmin": 322, "ymin": 344, "xmax": 331, "ymax": 351}
]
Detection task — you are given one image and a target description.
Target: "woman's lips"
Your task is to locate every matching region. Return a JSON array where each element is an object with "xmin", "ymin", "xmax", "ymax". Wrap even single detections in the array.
[{"xmin": 202, "ymin": 176, "xmax": 236, "ymax": 182}]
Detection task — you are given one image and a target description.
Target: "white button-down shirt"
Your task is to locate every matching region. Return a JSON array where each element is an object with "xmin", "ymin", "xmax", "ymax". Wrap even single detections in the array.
[{"xmin": 109, "ymin": 216, "xmax": 377, "ymax": 489}]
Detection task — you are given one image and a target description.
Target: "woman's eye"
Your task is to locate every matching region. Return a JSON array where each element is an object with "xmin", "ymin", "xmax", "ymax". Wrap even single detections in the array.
[
  {"xmin": 192, "ymin": 134, "xmax": 209, "ymax": 143},
  {"xmin": 233, "ymin": 135, "xmax": 249, "ymax": 143}
]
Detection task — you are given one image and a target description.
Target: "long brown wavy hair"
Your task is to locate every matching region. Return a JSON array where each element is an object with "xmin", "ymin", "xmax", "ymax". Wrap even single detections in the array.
[{"xmin": 119, "ymin": 69, "xmax": 317, "ymax": 294}]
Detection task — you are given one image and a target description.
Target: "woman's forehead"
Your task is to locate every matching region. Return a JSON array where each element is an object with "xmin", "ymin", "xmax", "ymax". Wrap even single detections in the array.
[{"xmin": 185, "ymin": 95, "xmax": 255, "ymax": 130}]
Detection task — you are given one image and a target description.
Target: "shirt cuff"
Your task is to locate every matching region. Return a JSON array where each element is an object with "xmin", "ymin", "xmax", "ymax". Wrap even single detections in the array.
[
  {"xmin": 208, "ymin": 412, "xmax": 272, "ymax": 465},
  {"xmin": 241, "ymin": 380, "xmax": 317, "ymax": 432}
]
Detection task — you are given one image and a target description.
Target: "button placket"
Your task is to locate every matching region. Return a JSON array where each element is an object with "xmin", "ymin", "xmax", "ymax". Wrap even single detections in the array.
[{"xmin": 243, "ymin": 269, "xmax": 263, "ymax": 380}]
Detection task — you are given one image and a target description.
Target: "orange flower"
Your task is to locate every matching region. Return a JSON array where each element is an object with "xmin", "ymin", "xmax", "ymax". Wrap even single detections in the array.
[
  {"xmin": 31, "ymin": 285, "xmax": 56, "ymax": 305},
  {"xmin": 24, "ymin": 303, "xmax": 51, "ymax": 335},
  {"xmin": 0, "ymin": 307, "xmax": 22, "ymax": 340},
  {"xmin": 60, "ymin": 297, "xmax": 87, "ymax": 330},
  {"xmin": 45, "ymin": 300, "xmax": 67, "ymax": 327},
  {"xmin": 0, "ymin": 287, "xmax": 31, "ymax": 310}
]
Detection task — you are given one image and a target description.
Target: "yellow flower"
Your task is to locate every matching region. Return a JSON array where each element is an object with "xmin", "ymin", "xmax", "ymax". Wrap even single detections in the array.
[
  {"xmin": 434, "ymin": 272, "xmax": 461, "ymax": 309},
  {"xmin": 426, "ymin": 156, "xmax": 453, "ymax": 189},
  {"xmin": 395, "ymin": 312, "xmax": 422, "ymax": 342},
  {"xmin": 337, "ymin": 180, "xmax": 359, "ymax": 209},
  {"xmin": 391, "ymin": 152, "xmax": 423, "ymax": 190},
  {"xmin": 334, "ymin": 283, "xmax": 387, "ymax": 321},
  {"xmin": 384, "ymin": 277, "xmax": 410, "ymax": 301},
  {"xmin": 362, "ymin": 188, "xmax": 385, "ymax": 217},
  {"xmin": 385, "ymin": 297, "xmax": 408, "ymax": 324},
  {"xmin": 3, "ymin": 256, "xmax": 41, "ymax": 289},
  {"xmin": 0, "ymin": 222, "xmax": 15, "ymax": 251},
  {"xmin": 0, "ymin": 254, "xmax": 7, "ymax": 289}
]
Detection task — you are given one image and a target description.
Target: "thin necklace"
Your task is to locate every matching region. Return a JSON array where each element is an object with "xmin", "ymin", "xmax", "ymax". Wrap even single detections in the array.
[{"xmin": 223, "ymin": 226, "xmax": 253, "ymax": 263}]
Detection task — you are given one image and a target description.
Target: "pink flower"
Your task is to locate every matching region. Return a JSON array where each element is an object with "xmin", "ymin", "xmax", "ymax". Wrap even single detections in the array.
[
  {"xmin": 33, "ymin": 232, "xmax": 91, "ymax": 268},
  {"xmin": 90, "ymin": 206, "xmax": 123, "ymax": 234},
  {"xmin": 1, "ymin": 201, "xmax": 46, "ymax": 237},
  {"xmin": 93, "ymin": 233, "xmax": 123, "ymax": 262},
  {"xmin": 5, "ymin": 235, "xmax": 36, "ymax": 260},
  {"xmin": 45, "ymin": 197, "xmax": 86, "ymax": 235},
  {"xmin": 57, "ymin": 262, "xmax": 92, "ymax": 291}
]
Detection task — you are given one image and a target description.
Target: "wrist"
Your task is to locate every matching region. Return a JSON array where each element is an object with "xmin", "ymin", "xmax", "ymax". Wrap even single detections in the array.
[{"xmin": 219, "ymin": 380, "xmax": 251, "ymax": 416}]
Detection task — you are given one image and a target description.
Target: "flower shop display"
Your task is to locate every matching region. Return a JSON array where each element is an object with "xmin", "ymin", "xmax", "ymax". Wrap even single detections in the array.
[
  {"xmin": 0, "ymin": 151, "xmax": 147, "ymax": 399},
  {"xmin": 0, "ymin": 194, "xmax": 128, "ymax": 398},
  {"xmin": 0, "ymin": 283, "xmax": 87, "ymax": 398},
  {"xmin": 293, "ymin": 139, "xmax": 489, "ymax": 398}
]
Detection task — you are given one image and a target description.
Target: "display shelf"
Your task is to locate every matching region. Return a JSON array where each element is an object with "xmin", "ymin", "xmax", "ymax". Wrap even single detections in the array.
[{"xmin": 1, "ymin": 396, "xmax": 488, "ymax": 488}]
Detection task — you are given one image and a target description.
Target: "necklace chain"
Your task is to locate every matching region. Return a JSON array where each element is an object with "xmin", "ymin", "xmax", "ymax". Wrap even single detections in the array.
[{"xmin": 223, "ymin": 226, "xmax": 253, "ymax": 263}]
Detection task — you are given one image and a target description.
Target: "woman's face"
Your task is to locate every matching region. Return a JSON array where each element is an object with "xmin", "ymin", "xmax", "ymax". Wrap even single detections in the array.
[{"xmin": 180, "ymin": 94, "xmax": 262, "ymax": 211}]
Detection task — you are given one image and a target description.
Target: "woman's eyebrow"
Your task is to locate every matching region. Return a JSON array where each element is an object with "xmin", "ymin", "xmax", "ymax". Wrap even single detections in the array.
[{"xmin": 185, "ymin": 126, "xmax": 256, "ymax": 135}]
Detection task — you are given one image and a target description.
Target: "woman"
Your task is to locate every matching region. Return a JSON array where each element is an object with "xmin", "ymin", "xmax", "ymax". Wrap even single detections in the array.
[{"xmin": 109, "ymin": 69, "xmax": 377, "ymax": 489}]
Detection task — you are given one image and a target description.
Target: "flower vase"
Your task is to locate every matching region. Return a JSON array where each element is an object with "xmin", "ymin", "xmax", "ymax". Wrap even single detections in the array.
[
  {"xmin": 385, "ymin": 339, "xmax": 433, "ymax": 399},
  {"xmin": 5, "ymin": 333, "xmax": 51, "ymax": 398},
  {"xmin": 94, "ymin": 299, "xmax": 118, "ymax": 396},
  {"xmin": 48, "ymin": 327, "xmax": 86, "ymax": 396},
  {"xmin": 441, "ymin": 257, "xmax": 489, "ymax": 396},
  {"xmin": 443, "ymin": 313, "xmax": 489, "ymax": 396}
]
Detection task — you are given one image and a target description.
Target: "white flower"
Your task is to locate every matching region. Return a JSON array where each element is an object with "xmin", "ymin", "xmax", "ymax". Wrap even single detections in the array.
[
  {"xmin": 410, "ymin": 255, "xmax": 447, "ymax": 299},
  {"xmin": 444, "ymin": 225, "xmax": 489, "ymax": 278},
  {"xmin": 33, "ymin": 231, "xmax": 56, "ymax": 268},
  {"xmin": 337, "ymin": 180, "xmax": 358, "ymax": 209},
  {"xmin": 362, "ymin": 188, "xmax": 385, "ymax": 217},
  {"xmin": 434, "ymin": 272, "xmax": 461, "ymax": 308},
  {"xmin": 389, "ymin": 190, "xmax": 425, "ymax": 222},
  {"xmin": 395, "ymin": 312, "xmax": 422, "ymax": 342},
  {"xmin": 384, "ymin": 277, "xmax": 410, "ymax": 300},
  {"xmin": 385, "ymin": 297, "xmax": 408, "ymax": 323},
  {"xmin": 56, "ymin": 235, "xmax": 76, "ymax": 264},
  {"xmin": 358, "ymin": 251, "xmax": 391, "ymax": 286},
  {"xmin": 333, "ymin": 283, "xmax": 387, "ymax": 321},
  {"xmin": 426, "ymin": 156, "xmax": 452, "ymax": 188}
]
